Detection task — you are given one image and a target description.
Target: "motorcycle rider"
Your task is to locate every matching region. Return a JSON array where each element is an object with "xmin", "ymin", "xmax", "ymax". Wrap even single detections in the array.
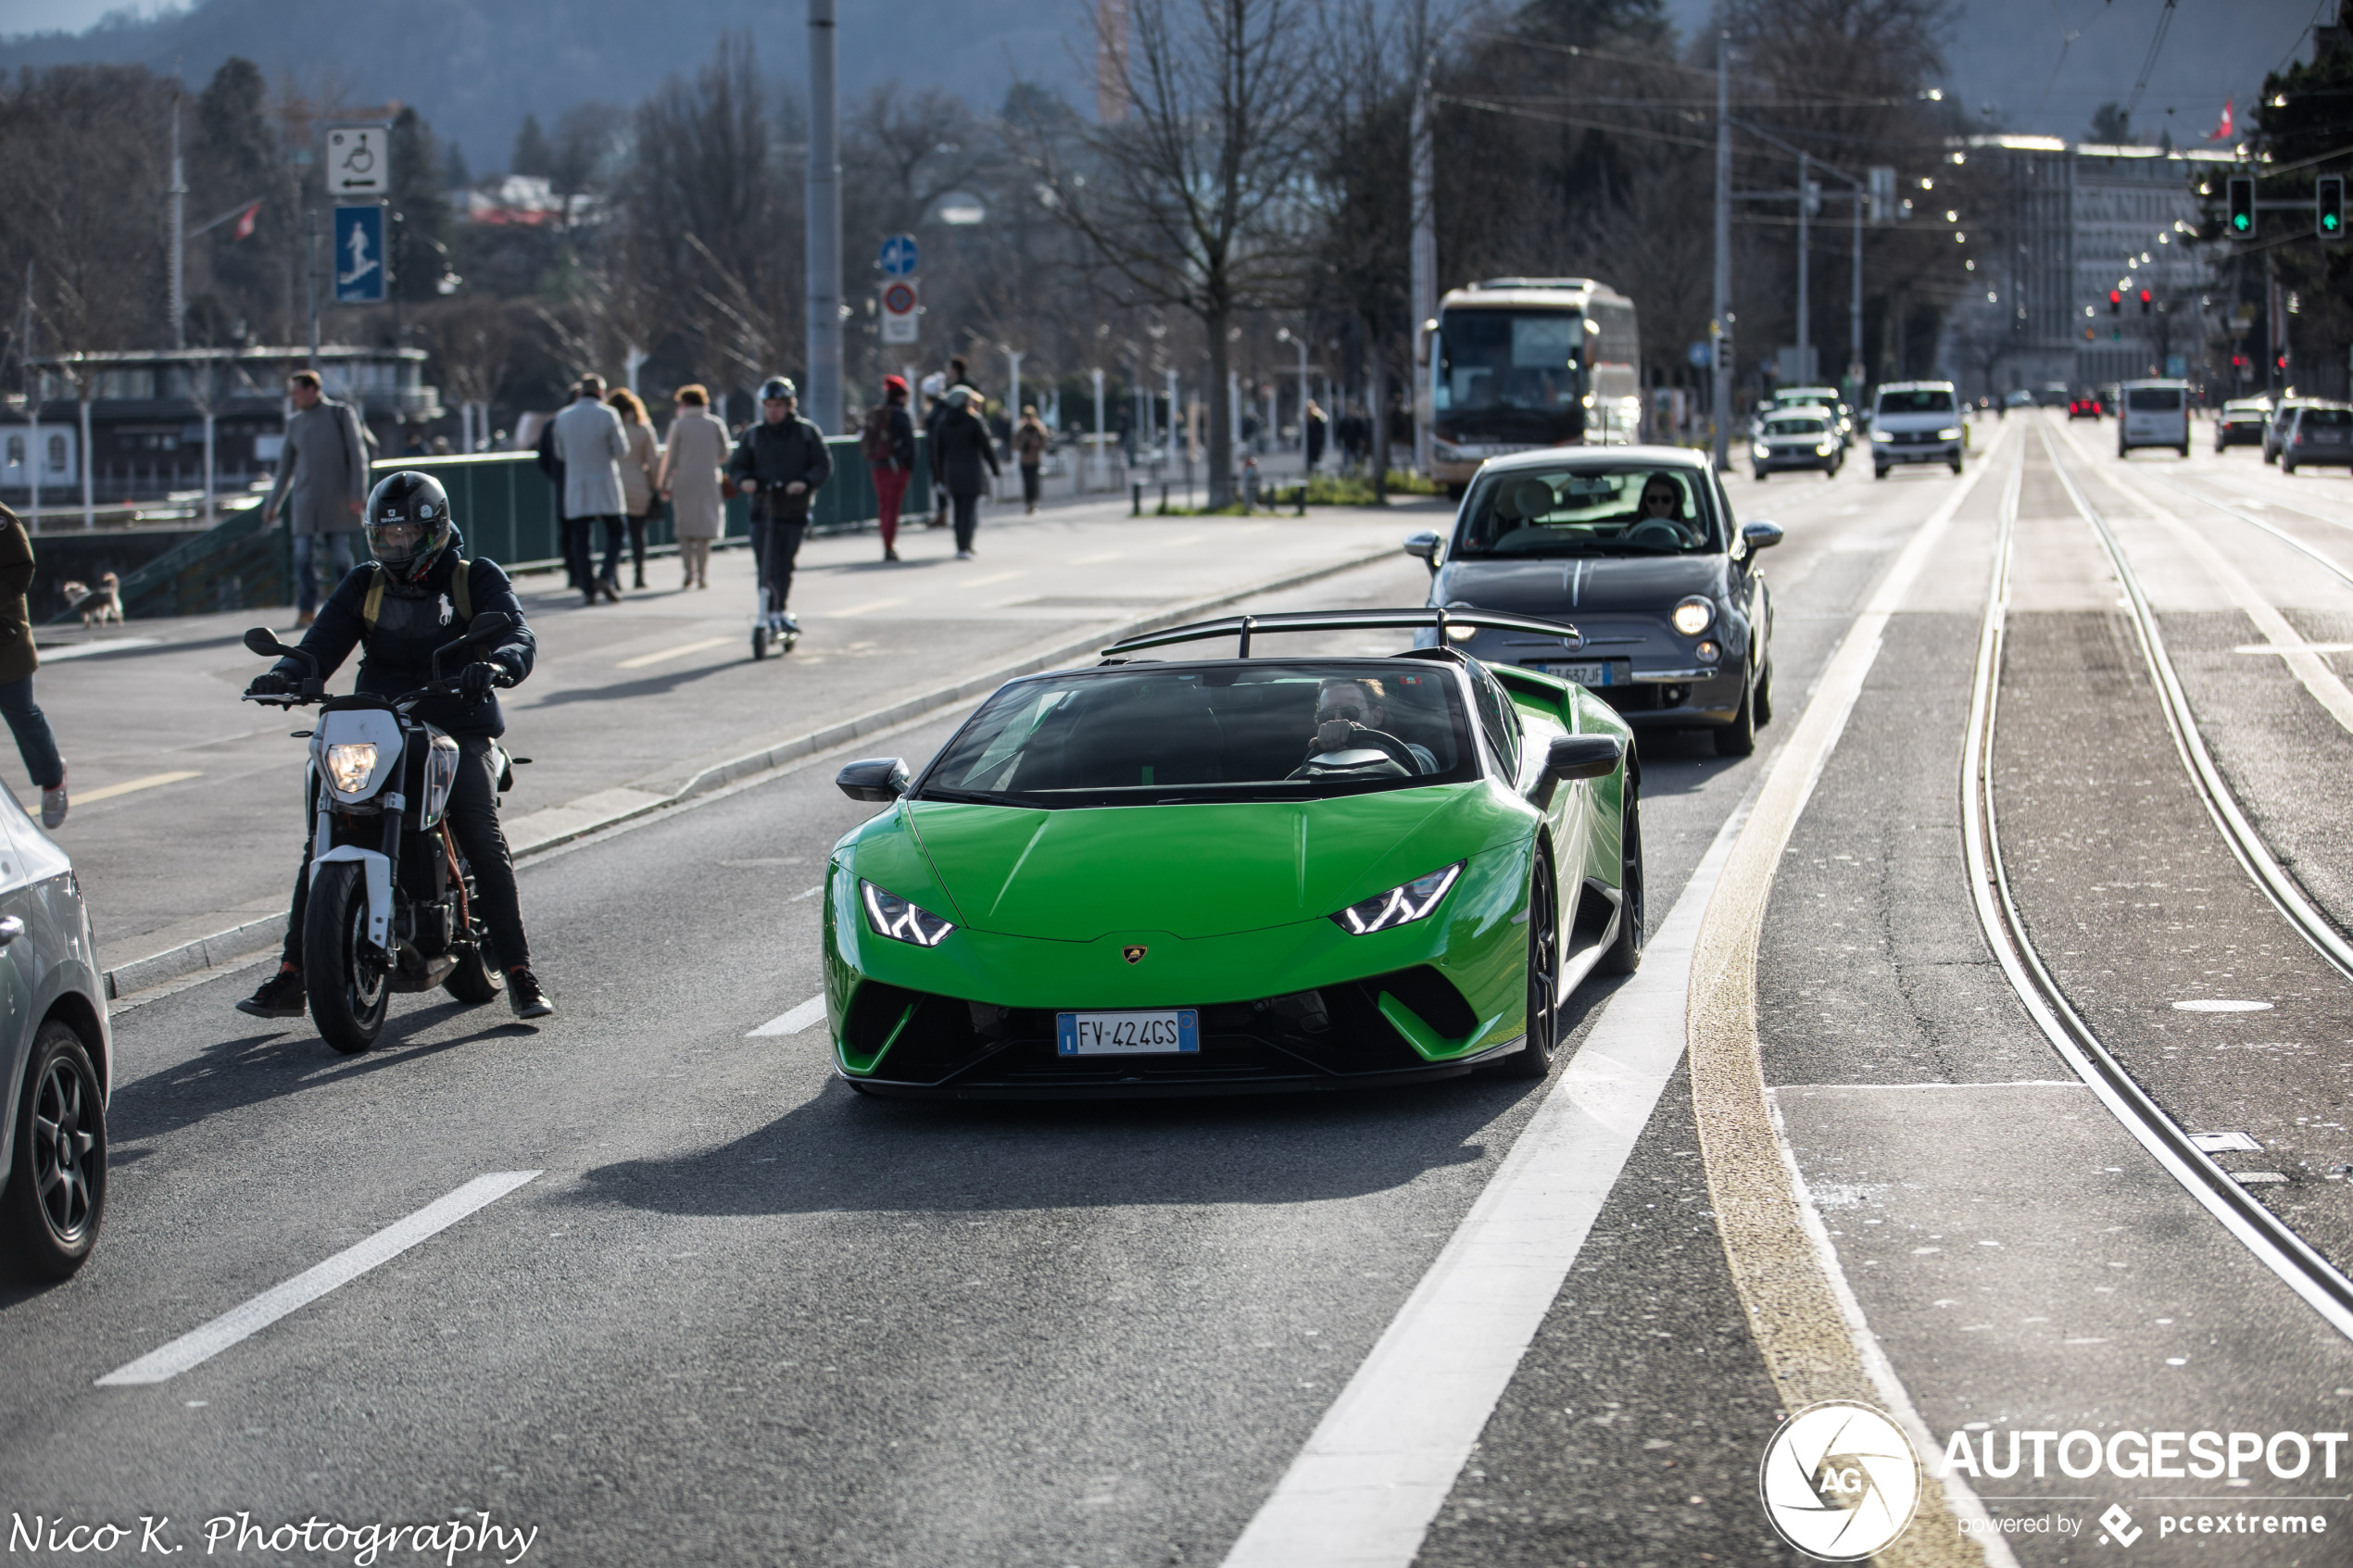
[
  {"xmin": 726, "ymin": 375, "xmax": 832, "ymax": 643},
  {"xmin": 237, "ymin": 470, "xmax": 555, "ymax": 1022}
]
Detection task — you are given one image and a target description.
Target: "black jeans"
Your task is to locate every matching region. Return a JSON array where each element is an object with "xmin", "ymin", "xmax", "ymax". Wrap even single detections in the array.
[
  {"xmin": 562, "ymin": 516, "xmax": 616, "ymax": 595},
  {"xmin": 283, "ymin": 735, "xmax": 529, "ymax": 972},
  {"xmin": 749, "ymin": 513, "xmax": 808, "ymax": 610},
  {"xmin": 1020, "ymin": 464, "xmax": 1040, "ymax": 507},
  {"xmin": 951, "ymin": 490, "xmax": 981, "ymax": 552}
]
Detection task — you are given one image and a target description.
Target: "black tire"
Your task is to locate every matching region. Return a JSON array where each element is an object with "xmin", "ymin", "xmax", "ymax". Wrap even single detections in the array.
[
  {"xmin": 443, "ymin": 939, "xmax": 505, "ymax": 1005},
  {"xmin": 1600, "ymin": 774, "xmax": 1644, "ymax": 976},
  {"xmin": 2, "ymin": 1021, "xmax": 105, "ymax": 1281},
  {"xmin": 1714, "ymin": 665, "xmax": 1758, "ymax": 757},
  {"xmin": 2284, "ymin": 458, "xmax": 2298, "ymax": 475},
  {"xmin": 1873, "ymin": 466, "xmax": 1888, "ymax": 481},
  {"xmin": 1502, "ymin": 854, "xmax": 1560, "ymax": 1079},
  {"xmin": 750, "ymin": 623, "xmax": 770, "ymax": 661},
  {"xmin": 1753, "ymin": 659, "xmax": 1774, "ymax": 726},
  {"xmin": 1754, "ymin": 470, "xmax": 1768, "ymax": 482},
  {"xmin": 2178, "ymin": 443, "xmax": 2190, "ymax": 458},
  {"xmin": 304, "ymin": 859, "xmax": 387, "ymax": 1056},
  {"xmin": 1949, "ymin": 457, "xmax": 1964, "ymax": 475}
]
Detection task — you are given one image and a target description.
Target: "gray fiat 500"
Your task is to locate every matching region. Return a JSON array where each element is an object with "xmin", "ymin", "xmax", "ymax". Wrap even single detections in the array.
[
  {"xmin": 0, "ymin": 780, "xmax": 111, "ymax": 1281},
  {"xmin": 1406, "ymin": 446, "xmax": 1780, "ymax": 757}
]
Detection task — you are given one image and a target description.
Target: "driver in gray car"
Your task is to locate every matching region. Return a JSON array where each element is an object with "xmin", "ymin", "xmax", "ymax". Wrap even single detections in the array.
[
  {"xmin": 1313, "ymin": 677, "xmax": 1438, "ymax": 773},
  {"xmin": 1628, "ymin": 473, "xmax": 1698, "ymax": 547}
]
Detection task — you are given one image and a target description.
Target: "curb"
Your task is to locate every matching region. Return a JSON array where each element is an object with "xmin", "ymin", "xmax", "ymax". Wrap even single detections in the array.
[{"xmin": 101, "ymin": 535, "xmax": 1407, "ymax": 1003}]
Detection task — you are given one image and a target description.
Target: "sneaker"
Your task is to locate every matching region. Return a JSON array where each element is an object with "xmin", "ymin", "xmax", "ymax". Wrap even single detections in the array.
[
  {"xmin": 955, "ymin": 548, "xmax": 975, "ymax": 559},
  {"xmin": 40, "ymin": 768, "xmax": 66, "ymax": 829},
  {"xmin": 884, "ymin": 547, "xmax": 900, "ymax": 561},
  {"xmin": 236, "ymin": 964, "xmax": 307, "ymax": 1019},
  {"xmin": 508, "ymin": 967, "xmax": 554, "ymax": 1020}
]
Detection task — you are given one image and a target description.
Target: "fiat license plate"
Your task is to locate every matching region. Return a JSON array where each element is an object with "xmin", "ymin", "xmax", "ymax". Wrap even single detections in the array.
[
  {"xmin": 1531, "ymin": 659, "xmax": 1627, "ymax": 688},
  {"xmin": 1057, "ymin": 1009, "xmax": 1200, "ymax": 1056}
]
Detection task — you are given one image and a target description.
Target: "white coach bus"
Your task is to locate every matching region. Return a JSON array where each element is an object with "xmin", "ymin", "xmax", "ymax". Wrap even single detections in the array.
[{"xmin": 1428, "ymin": 277, "xmax": 1642, "ymax": 495}]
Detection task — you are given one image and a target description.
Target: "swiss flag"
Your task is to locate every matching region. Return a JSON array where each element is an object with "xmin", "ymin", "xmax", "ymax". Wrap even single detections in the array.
[
  {"xmin": 2206, "ymin": 96, "xmax": 2234, "ymax": 142},
  {"xmin": 232, "ymin": 200, "xmax": 262, "ymax": 240}
]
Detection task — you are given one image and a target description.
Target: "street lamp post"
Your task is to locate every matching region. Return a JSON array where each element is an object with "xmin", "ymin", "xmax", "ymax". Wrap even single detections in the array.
[{"xmin": 805, "ymin": 0, "xmax": 843, "ymax": 433}]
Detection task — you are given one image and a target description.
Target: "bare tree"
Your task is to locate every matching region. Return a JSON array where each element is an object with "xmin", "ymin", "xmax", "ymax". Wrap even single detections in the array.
[{"xmin": 1023, "ymin": 0, "xmax": 1321, "ymax": 506}]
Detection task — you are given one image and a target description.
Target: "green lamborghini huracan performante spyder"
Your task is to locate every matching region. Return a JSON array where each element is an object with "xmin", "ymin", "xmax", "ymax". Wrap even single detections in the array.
[{"xmin": 821, "ymin": 609, "xmax": 1642, "ymax": 1098}]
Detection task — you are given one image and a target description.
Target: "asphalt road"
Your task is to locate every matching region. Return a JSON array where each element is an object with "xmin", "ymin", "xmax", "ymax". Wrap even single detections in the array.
[{"xmin": 11, "ymin": 418, "xmax": 2353, "ymax": 1566}]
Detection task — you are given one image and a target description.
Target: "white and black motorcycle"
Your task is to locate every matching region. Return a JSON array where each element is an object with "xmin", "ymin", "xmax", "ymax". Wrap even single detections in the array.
[{"xmin": 242, "ymin": 615, "xmax": 522, "ymax": 1055}]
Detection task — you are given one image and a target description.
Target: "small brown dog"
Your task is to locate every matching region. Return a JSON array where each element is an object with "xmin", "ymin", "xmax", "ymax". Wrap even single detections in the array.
[{"xmin": 60, "ymin": 573, "xmax": 121, "ymax": 628}]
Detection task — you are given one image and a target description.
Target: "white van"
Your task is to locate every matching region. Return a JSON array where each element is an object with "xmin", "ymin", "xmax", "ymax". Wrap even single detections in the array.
[
  {"xmin": 1869, "ymin": 382, "xmax": 1964, "ymax": 479},
  {"xmin": 2118, "ymin": 380, "xmax": 2191, "ymax": 458}
]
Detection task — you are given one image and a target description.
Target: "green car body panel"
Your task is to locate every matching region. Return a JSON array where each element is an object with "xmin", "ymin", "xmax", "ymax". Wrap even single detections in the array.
[{"xmin": 821, "ymin": 658, "xmax": 1634, "ymax": 1091}]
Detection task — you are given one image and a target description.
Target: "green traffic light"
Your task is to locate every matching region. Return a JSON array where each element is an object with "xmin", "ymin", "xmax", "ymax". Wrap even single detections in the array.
[{"xmin": 2233, "ymin": 213, "xmax": 2251, "ymax": 232}]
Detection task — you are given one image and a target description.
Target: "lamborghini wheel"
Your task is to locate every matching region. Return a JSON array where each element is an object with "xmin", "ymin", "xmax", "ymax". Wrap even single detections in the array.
[
  {"xmin": 1502, "ymin": 854, "xmax": 1560, "ymax": 1079},
  {"xmin": 1600, "ymin": 777, "xmax": 1644, "ymax": 977}
]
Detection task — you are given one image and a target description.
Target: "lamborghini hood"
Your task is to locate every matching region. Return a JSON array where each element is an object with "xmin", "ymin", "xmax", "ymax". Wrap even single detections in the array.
[{"xmin": 897, "ymin": 788, "xmax": 1508, "ymax": 942}]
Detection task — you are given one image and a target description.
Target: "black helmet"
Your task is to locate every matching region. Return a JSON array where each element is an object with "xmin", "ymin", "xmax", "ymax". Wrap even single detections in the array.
[
  {"xmin": 364, "ymin": 470, "xmax": 455, "ymax": 583},
  {"xmin": 759, "ymin": 376, "xmax": 798, "ymax": 404}
]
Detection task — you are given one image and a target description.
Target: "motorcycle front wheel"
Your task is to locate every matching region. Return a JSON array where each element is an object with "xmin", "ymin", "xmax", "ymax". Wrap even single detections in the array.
[{"xmin": 305, "ymin": 860, "xmax": 388, "ymax": 1055}]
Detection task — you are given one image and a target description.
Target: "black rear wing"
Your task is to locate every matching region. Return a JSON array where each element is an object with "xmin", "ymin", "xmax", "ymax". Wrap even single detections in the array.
[{"xmin": 1101, "ymin": 607, "xmax": 1581, "ymax": 659}]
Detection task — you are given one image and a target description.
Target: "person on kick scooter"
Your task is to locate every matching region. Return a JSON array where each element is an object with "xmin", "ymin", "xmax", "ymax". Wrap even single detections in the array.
[{"xmin": 726, "ymin": 376, "xmax": 832, "ymax": 657}]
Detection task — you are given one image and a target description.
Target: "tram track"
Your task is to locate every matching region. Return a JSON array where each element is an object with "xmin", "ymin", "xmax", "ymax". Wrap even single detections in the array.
[{"xmin": 1959, "ymin": 424, "xmax": 2353, "ymax": 1341}]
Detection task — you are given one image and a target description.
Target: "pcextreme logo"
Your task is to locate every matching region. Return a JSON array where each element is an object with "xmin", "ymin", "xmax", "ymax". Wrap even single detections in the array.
[{"xmin": 1757, "ymin": 1400, "xmax": 1924, "ymax": 1561}]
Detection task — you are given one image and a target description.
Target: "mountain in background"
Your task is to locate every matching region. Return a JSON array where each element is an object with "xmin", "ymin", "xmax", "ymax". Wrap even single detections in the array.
[{"xmin": 0, "ymin": 0, "xmax": 1088, "ymax": 167}]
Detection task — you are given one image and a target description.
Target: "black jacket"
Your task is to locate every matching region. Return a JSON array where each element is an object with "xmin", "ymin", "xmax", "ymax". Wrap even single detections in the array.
[
  {"xmin": 274, "ymin": 545, "xmax": 536, "ymax": 738},
  {"xmin": 932, "ymin": 406, "xmax": 1000, "ymax": 496},
  {"xmin": 727, "ymin": 415, "xmax": 833, "ymax": 521},
  {"xmin": 875, "ymin": 405, "xmax": 916, "ymax": 470}
]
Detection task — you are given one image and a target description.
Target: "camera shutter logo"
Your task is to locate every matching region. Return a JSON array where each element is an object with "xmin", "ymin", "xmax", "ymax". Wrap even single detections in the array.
[{"xmin": 1756, "ymin": 1399, "xmax": 1921, "ymax": 1560}]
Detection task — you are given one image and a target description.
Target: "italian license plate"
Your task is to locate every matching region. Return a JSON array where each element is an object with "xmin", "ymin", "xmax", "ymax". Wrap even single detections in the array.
[
  {"xmin": 1532, "ymin": 660, "xmax": 1627, "ymax": 688},
  {"xmin": 1056, "ymin": 1009, "xmax": 1200, "ymax": 1056}
]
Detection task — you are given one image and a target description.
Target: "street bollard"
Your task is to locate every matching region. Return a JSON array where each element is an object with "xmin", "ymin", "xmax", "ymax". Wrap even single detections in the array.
[
  {"xmin": 1294, "ymin": 484, "xmax": 1307, "ymax": 517},
  {"xmin": 1132, "ymin": 482, "xmax": 1142, "ymax": 516},
  {"xmin": 1160, "ymin": 482, "xmax": 1170, "ymax": 513}
]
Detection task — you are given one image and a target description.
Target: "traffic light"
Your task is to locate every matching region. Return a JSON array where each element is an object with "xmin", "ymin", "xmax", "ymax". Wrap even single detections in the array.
[
  {"xmin": 2109, "ymin": 289, "xmax": 2123, "ymax": 314},
  {"xmin": 2139, "ymin": 289, "xmax": 2153, "ymax": 315},
  {"xmin": 2228, "ymin": 175, "xmax": 2257, "ymax": 237},
  {"xmin": 2321, "ymin": 174, "xmax": 2345, "ymax": 239}
]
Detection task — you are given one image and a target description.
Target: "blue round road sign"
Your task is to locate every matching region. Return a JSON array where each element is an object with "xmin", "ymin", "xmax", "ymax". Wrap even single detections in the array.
[{"xmin": 879, "ymin": 234, "xmax": 920, "ymax": 278}]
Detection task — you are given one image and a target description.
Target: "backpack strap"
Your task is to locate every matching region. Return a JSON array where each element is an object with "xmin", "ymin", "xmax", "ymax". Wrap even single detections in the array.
[
  {"xmin": 451, "ymin": 558, "xmax": 472, "ymax": 621},
  {"xmin": 360, "ymin": 563, "xmax": 386, "ymax": 630}
]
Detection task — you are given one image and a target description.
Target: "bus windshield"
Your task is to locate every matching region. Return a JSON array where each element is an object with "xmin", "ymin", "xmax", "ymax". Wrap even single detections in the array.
[{"xmin": 1435, "ymin": 308, "xmax": 1584, "ymax": 445}]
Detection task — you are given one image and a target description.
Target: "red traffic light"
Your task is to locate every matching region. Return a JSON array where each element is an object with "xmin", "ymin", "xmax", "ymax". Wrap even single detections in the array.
[{"xmin": 2108, "ymin": 290, "xmax": 2122, "ymax": 313}]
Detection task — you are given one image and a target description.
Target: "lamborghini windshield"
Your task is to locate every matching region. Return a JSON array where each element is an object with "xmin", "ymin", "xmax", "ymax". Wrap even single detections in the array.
[
  {"xmin": 916, "ymin": 661, "xmax": 1478, "ymax": 808},
  {"xmin": 1453, "ymin": 462, "xmax": 1724, "ymax": 558}
]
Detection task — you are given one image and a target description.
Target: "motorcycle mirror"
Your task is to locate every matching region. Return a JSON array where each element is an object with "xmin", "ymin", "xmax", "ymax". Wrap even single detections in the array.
[
  {"xmin": 244, "ymin": 626, "xmax": 292, "ymax": 658},
  {"xmin": 837, "ymin": 757, "xmax": 912, "ymax": 802}
]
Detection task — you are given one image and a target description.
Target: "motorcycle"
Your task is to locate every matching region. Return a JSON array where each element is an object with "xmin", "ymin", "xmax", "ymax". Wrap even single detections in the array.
[{"xmin": 241, "ymin": 614, "xmax": 524, "ymax": 1054}]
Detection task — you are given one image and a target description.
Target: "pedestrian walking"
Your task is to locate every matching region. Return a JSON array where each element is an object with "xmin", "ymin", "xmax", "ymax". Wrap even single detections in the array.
[
  {"xmin": 933, "ymin": 385, "xmax": 1000, "ymax": 558},
  {"xmin": 1303, "ymin": 399, "xmax": 1327, "ymax": 474},
  {"xmin": 0, "ymin": 505, "xmax": 66, "ymax": 827},
  {"xmin": 924, "ymin": 360, "xmax": 968, "ymax": 531},
  {"xmin": 862, "ymin": 375, "xmax": 917, "ymax": 561},
  {"xmin": 262, "ymin": 370, "xmax": 369, "ymax": 627},
  {"xmin": 608, "ymin": 387, "xmax": 661, "ymax": 590},
  {"xmin": 657, "ymin": 385, "xmax": 730, "ymax": 590},
  {"xmin": 533, "ymin": 416, "xmax": 569, "ymax": 586},
  {"xmin": 1013, "ymin": 404, "xmax": 1049, "ymax": 514},
  {"xmin": 551, "ymin": 375, "xmax": 630, "ymax": 606},
  {"xmin": 727, "ymin": 375, "xmax": 832, "ymax": 642}
]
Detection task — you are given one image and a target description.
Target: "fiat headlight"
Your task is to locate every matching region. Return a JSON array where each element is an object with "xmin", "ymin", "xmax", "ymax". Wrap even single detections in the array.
[
  {"xmin": 1937, "ymin": 427, "xmax": 1962, "ymax": 442},
  {"xmin": 323, "ymin": 742, "xmax": 380, "ymax": 795},
  {"xmin": 1672, "ymin": 596, "xmax": 1715, "ymax": 636},
  {"xmin": 862, "ymin": 880, "xmax": 955, "ymax": 947},
  {"xmin": 1333, "ymin": 863, "xmax": 1463, "ymax": 935}
]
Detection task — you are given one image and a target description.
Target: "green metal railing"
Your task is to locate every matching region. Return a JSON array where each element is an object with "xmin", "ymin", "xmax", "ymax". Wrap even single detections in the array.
[{"xmin": 99, "ymin": 432, "xmax": 928, "ymax": 619}]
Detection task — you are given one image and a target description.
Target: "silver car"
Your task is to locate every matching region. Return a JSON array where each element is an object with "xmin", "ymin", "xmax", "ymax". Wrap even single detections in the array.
[
  {"xmin": 2281, "ymin": 403, "xmax": 2353, "ymax": 473},
  {"xmin": 1405, "ymin": 445, "xmax": 1780, "ymax": 758},
  {"xmin": 0, "ymin": 781, "xmax": 111, "ymax": 1281}
]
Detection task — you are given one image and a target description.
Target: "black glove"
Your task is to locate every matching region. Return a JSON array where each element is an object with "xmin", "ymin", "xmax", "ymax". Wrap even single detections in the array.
[
  {"xmin": 245, "ymin": 671, "xmax": 291, "ymax": 697},
  {"xmin": 458, "ymin": 661, "xmax": 502, "ymax": 700}
]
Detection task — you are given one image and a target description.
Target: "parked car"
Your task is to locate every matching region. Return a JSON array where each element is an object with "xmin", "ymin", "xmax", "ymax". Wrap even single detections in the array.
[
  {"xmin": 0, "ymin": 782, "xmax": 110, "ymax": 1282},
  {"xmin": 2214, "ymin": 397, "xmax": 2271, "ymax": 451},
  {"xmin": 1871, "ymin": 382, "xmax": 1965, "ymax": 477},
  {"xmin": 1404, "ymin": 445, "xmax": 1778, "ymax": 757},
  {"xmin": 2280, "ymin": 403, "xmax": 2353, "ymax": 473},
  {"xmin": 2265, "ymin": 398, "xmax": 2323, "ymax": 464},
  {"xmin": 2118, "ymin": 380, "xmax": 2191, "ymax": 458}
]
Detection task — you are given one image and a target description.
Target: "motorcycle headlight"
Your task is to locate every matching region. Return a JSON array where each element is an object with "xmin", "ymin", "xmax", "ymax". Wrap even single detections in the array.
[
  {"xmin": 1937, "ymin": 427, "xmax": 1963, "ymax": 442},
  {"xmin": 1332, "ymin": 862, "xmax": 1463, "ymax": 935},
  {"xmin": 1672, "ymin": 596, "xmax": 1715, "ymax": 636},
  {"xmin": 862, "ymin": 880, "xmax": 955, "ymax": 947},
  {"xmin": 1871, "ymin": 428, "xmax": 1894, "ymax": 443},
  {"xmin": 323, "ymin": 742, "xmax": 380, "ymax": 795}
]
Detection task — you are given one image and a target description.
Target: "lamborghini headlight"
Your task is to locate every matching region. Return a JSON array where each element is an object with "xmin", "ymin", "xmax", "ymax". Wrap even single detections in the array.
[
  {"xmin": 1671, "ymin": 596, "xmax": 1715, "ymax": 636},
  {"xmin": 862, "ymin": 880, "xmax": 955, "ymax": 947},
  {"xmin": 1333, "ymin": 862, "xmax": 1463, "ymax": 935},
  {"xmin": 323, "ymin": 742, "xmax": 380, "ymax": 795}
]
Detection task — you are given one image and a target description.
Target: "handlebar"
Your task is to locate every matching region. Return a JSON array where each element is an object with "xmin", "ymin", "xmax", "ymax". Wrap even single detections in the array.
[{"xmin": 242, "ymin": 671, "xmax": 513, "ymax": 709}]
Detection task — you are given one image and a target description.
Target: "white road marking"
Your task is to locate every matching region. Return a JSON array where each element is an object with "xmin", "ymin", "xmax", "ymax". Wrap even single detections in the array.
[
  {"xmin": 42, "ymin": 637, "xmax": 161, "ymax": 661},
  {"xmin": 963, "ymin": 571, "xmax": 1020, "ymax": 587},
  {"xmin": 749, "ymin": 995, "xmax": 826, "ymax": 1036},
  {"xmin": 1070, "ymin": 550, "xmax": 1126, "ymax": 566},
  {"xmin": 95, "ymin": 1172, "xmax": 541, "ymax": 1386},
  {"xmin": 77, "ymin": 771, "xmax": 203, "ymax": 805},
  {"xmin": 834, "ymin": 596, "xmax": 909, "ymax": 617},
  {"xmin": 2234, "ymin": 643, "xmax": 2353, "ymax": 655},
  {"xmin": 2172, "ymin": 998, "xmax": 2271, "ymax": 1012},
  {"xmin": 617, "ymin": 636, "xmax": 734, "ymax": 670},
  {"xmin": 788, "ymin": 884, "xmax": 822, "ymax": 901},
  {"xmin": 1221, "ymin": 792, "xmax": 1747, "ymax": 1568}
]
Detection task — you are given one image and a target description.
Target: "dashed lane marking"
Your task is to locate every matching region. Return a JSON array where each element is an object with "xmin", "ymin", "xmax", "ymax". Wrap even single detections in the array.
[
  {"xmin": 749, "ymin": 995, "xmax": 826, "ymax": 1037},
  {"xmin": 616, "ymin": 636, "xmax": 735, "ymax": 670},
  {"xmin": 94, "ymin": 1172, "xmax": 541, "ymax": 1386},
  {"xmin": 42, "ymin": 637, "xmax": 162, "ymax": 661},
  {"xmin": 77, "ymin": 771, "xmax": 203, "ymax": 805},
  {"xmin": 834, "ymin": 596, "xmax": 909, "ymax": 617}
]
